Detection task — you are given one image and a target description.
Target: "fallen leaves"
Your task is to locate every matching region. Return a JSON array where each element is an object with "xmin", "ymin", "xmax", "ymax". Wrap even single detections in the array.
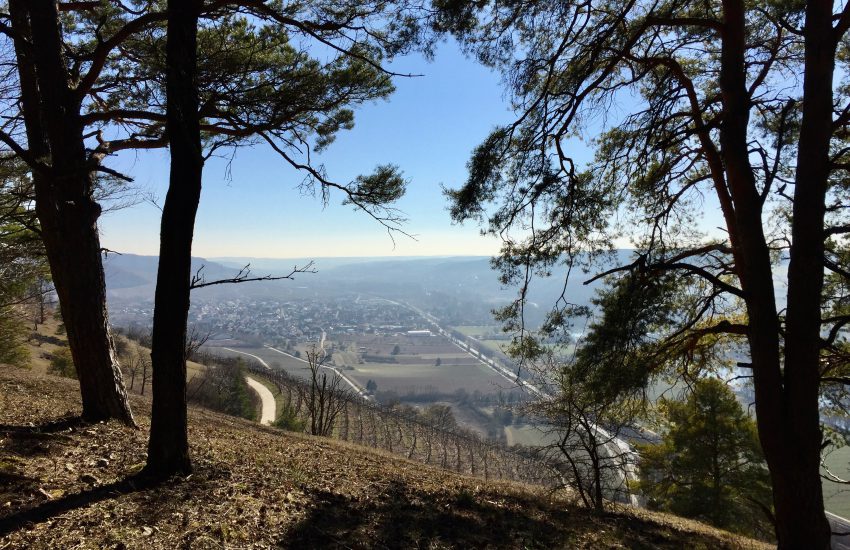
[{"xmin": 0, "ymin": 366, "xmax": 770, "ymax": 550}]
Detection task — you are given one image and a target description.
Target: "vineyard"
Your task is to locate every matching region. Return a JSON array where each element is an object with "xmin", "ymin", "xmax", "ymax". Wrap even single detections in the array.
[
  {"xmin": 118, "ymin": 327, "xmax": 563, "ymax": 490},
  {"xmin": 245, "ymin": 363, "xmax": 559, "ymax": 487}
]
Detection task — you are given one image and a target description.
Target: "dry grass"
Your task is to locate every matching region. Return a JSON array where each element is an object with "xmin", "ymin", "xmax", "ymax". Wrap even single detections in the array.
[
  {"xmin": 0, "ymin": 366, "xmax": 771, "ymax": 549},
  {"xmin": 23, "ymin": 315, "xmax": 66, "ymax": 375},
  {"xmin": 24, "ymin": 318, "xmax": 205, "ymax": 391}
]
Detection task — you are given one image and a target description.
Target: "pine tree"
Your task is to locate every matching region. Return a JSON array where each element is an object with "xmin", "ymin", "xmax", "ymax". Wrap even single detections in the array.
[{"xmin": 637, "ymin": 379, "xmax": 773, "ymax": 539}]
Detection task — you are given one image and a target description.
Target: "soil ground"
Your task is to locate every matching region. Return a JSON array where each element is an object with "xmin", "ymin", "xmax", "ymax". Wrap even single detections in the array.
[{"xmin": 0, "ymin": 365, "xmax": 769, "ymax": 549}]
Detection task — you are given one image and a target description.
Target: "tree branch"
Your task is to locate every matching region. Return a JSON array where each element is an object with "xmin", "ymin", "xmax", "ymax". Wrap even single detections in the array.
[
  {"xmin": 190, "ymin": 261, "xmax": 316, "ymax": 290},
  {"xmin": 835, "ymin": 2, "xmax": 850, "ymax": 42}
]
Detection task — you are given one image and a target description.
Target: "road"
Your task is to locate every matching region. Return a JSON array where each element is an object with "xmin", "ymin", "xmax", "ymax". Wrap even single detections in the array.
[
  {"xmin": 218, "ymin": 348, "xmax": 278, "ymax": 425},
  {"xmin": 222, "ymin": 344, "xmax": 371, "ymax": 401},
  {"xmin": 829, "ymin": 511, "xmax": 850, "ymax": 550},
  {"xmin": 263, "ymin": 345, "xmax": 372, "ymax": 401},
  {"xmin": 245, "ymin": 376, "xmax": 276, "ymax": 425},
  {"xmin": 222, "ymin": 346, "xmax": 272, "ymax": 369}
]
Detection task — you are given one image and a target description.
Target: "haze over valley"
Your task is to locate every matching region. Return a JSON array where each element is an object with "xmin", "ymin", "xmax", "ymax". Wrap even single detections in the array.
[{"xmin": 104, "ymin": 253, "xmax": 610, "ymax": 444}]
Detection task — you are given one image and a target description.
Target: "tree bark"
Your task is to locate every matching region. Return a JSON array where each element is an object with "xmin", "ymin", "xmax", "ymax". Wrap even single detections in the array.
[
  {"xmin": 719, "ymin": 1, "xmax": 832, "ymax": 546},
  {"xmin": 10, "ymin": 0, "xmax": 135, "ymax": 426},
  {"xmin": 144, "ymin": 0, "xmax": 202, "ymax": 477},
  {"xmin": 771, "ymin": 0, "xmax": 835, "ymax": 546}
]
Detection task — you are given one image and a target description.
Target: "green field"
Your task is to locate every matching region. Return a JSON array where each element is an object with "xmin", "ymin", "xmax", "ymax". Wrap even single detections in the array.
[
  {"xmin": 453, "ymin": 325, "xmax": 501, "ymax": 338},
  {"xmin": 822, "ymin": 445, "xmax": 850, "ymax": 518},
  {"xmin": 452, "ymin": 326, "xmax": 576, "ymax": 358}
]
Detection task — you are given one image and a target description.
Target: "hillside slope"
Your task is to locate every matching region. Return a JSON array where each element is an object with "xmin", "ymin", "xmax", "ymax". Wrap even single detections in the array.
[{"xmin": 0, "ymin": 366, "xmax": 769, "ymax": 549}]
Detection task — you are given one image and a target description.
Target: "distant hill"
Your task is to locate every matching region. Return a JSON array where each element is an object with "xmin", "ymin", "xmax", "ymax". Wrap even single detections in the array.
[
  {"xmin": 104, "ymin": 252, "xmax": 636, "ymax": 328},
  {"xmin": 104, "ymin": 254, "xmax": 246, "ymax": 299}
]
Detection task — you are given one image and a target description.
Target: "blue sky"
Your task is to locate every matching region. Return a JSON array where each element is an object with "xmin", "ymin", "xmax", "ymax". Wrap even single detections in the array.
[
  {"xmin": 100, "ymin": 40, "xmax": 520, "ymax": 259},
  {"xmin": 99, "ymin": 38, "xmax": 726, "ymax": 260}
]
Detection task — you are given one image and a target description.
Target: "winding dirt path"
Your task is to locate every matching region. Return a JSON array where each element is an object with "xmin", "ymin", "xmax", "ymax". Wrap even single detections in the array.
[{"xmin": 245, "ymin": 376, "xmax": 276, "ymax": 425}]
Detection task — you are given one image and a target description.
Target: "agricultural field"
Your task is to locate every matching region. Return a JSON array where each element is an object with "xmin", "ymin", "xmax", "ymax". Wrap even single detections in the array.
[
  {"xmin": 204, "ymin": 333, "xmax": 511, "ymax": 396},
  {"xmin": 452, "ymin": 325, "xmax": 575, "ymax": 357},
  {"xmin": 202, "ymin": 343, "xmax": 311, "ymax": 379},
  {"xmin": 204, "ymin": 332, "xmax": 521, "ymax": 441},
  {"xmin": 822, "ymin": 445, "xmax": 850, "ymax": 518},
  {"xmin": 334, "ymin": 334, "xmax": 510, "ymax": 395},
  {"xmin": 453, "ymin": 325, "xmax": 502, "ymax": 338},
  {"xmin": 452, "ymin": 325, "xmax": 511, "ymax": 356},
  {"xmin": 504, "ymin": 424, "xmax": 555, "ymax": 448},
  {"xmin": 342, "ymin": 333, "xmax": 478, "ymax": 362}
]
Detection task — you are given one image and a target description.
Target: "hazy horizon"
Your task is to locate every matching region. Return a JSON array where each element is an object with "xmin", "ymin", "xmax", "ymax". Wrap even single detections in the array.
[{"xmin": 98, "ymin": 39, "xmax": 517, "ymax": 259}]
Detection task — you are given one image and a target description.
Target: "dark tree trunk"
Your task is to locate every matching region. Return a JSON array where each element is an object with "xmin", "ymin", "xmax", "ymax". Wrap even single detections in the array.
[
  {"xmin": 771, "ymin": 0, "xmax": 835, "ymax": 547},
  {"xmin": 144, "ymin": 0, "xmax": 202, "ymax": 478},
  {"xmin": 10, "ymin": 0, "xmax": 134, "ymax": 426},
  {"xmin": 719, "ymin": 1, "xmax": 832, "ymax": 547}
]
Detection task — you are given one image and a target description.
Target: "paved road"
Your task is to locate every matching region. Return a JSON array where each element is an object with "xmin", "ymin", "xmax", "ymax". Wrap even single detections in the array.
[
  {"xmin": 829, "ymin": 511, "xmax": 850, "ymax": 549},
  {"xmin": 222, "ymin": 347, "xmax": 271, "ymax": 369},
  {"xmin": 219, "ymin": 347, "xmax": 278, "ymax": 425},
  {"xmin": 263, "ymin": 345, "xmax": 371, "ymax": 401},
  {"xmin": 245, "ymin": 376, "xmax": 276, "ymax": 425}
]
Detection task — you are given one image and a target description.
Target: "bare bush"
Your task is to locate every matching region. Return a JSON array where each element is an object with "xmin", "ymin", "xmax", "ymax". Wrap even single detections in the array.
[{"xmin": 305, "ymin": 344, "xmax": 349, "ymax": 437}]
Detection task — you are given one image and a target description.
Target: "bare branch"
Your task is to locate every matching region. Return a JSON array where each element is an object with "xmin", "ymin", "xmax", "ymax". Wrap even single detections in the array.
[{"xmin": 190, "ymin": 261, "xmax": 316, "ymax": 290}]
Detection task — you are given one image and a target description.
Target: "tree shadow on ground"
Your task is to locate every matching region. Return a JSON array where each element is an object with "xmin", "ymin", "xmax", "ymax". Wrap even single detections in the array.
[
  {"xmin": 0, "ymin": 415, "xmax": 162, "ymax": 538},
  {"xmin": 0, "ymin": 460, "xmax": 230, "ymax": 541},
  {"xmin": 0, "ymin": 474, "xmax": 156, "ymax": 536},
  {"xmin": 28, "ymin": 332, "xmax": 66, "ymax": 347},
  {"xmin": 0, "ymin": 415, "xmax": 85, "ymax": 458},
  {"xmin": 277, "ymin": 479, "xmax": 733, "ymax": 549},
  {"xmin": 0, "ymin": 414, "xmax": 86, "ymax": 435},
  {"xmin": 279, "ymin": 479, "xmax": 567, "ymax": 549}
]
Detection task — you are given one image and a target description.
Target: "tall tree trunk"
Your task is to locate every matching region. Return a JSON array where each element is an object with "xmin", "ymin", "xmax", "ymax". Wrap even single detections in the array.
[
  {"xmin": 719, "ymin": 1, "xmax": 832, "ymax": 546},
  {"xmin": 11, "ymin": 0, "xmax": 134, "ymax": 426},
  {"xmin": 145, "ymin": 0, "xmax": 202, "ymax": 477},
  {"xmin": 772, "ymin": 0, "xmax": 835, "ymax": 546}
]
